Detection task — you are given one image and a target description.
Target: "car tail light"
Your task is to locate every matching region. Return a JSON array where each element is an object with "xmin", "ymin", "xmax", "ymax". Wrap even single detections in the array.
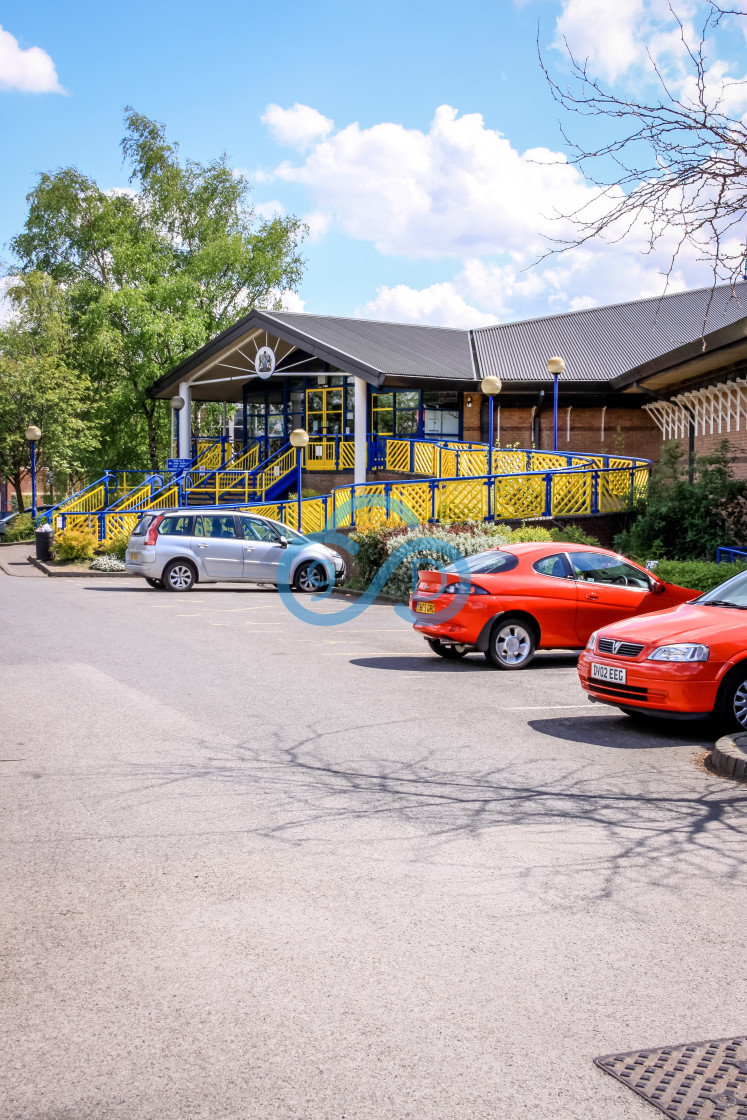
[{"xmin": 144, "ymin": 516, "xmax": 164, "ymax": 545}]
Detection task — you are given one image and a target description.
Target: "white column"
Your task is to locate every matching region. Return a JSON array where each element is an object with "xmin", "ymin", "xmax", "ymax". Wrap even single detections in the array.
[
  {"xmin": 178, "ymin": 381, "xmax": 192, "ymax": 460},
  {"xmin": 354, "ymin": 377, "xmax": 368, "ymax": 485}
]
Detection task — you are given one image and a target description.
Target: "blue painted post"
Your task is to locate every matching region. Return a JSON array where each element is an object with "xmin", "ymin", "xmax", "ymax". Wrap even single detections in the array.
[
  {"xmin": 544, "ymin": 472, "xmax": 553, "ymax": 516},
  {"xmin": 296, "ymin": 449, "xmax": 303, "ymax": 532},
  {"xmin": 487, "ymin": 395, "xmax": 494, "ymax": 521},
  {"xmin": 410, "ymin": 440, "xmax": 415, "ymax": 473},
  {"xmin": 592, "ymin": 470, "xmax": 599, "ymax": 514},
  {"xmin": 553, "ymin": 373, "xmax": 559, "ymax": 452},
  {"xmin": 30, "ymin": 439, "xmax": 37, "ymax": 519},
  {"xmin": 351, "ymin": 484, "xmax": 356, "ymax": 529}
]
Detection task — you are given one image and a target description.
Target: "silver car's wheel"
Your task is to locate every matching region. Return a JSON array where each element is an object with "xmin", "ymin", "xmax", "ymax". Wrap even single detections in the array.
[
  {"xmin": 485, "ymin": 616, "xmax": 536, "ymax": 670},
  {"xmin": 163, "ymin": 561, "xmax": 195, "ymax": 592},
  {"xmin": 294, "ymin": 560, "xmax": 330, "ymax": 593},
  {"xmin": 733, "ymin": 680, "xmax": 747, "ymax": 728}
]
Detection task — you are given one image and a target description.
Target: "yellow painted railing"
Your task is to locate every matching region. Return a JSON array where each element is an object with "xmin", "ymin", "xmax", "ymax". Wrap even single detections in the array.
[{"xmin": 241, "ymin": 462, "xmax": 648, "ymax": 534}]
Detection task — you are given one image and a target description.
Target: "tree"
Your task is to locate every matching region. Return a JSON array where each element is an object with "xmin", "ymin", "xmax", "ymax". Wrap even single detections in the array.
[
  {"xmin": 539, "ymin": 3, "xmax": 747, "ymax": 306},
  {"xmin": 11, "ymin": 109, "xmax": 306, "ymax": 471},
  {"xmin": 0, "ymin": 272, "xmax": 97, "ymax": 511}
]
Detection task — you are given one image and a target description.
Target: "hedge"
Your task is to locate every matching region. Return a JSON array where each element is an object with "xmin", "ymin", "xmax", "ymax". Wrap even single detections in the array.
[{"xmin": 654, "ymin": 559, "xmax": 747, "ymax": 594}]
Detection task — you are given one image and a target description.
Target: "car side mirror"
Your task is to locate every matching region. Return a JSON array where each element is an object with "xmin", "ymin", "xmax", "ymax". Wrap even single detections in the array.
[
  {"xmin": 651, "ymin": 579, "xmax": 666, "ymax": 595},
  {"xmin": 279, "ymin": 536, "xmax": 288, "ymax": 548}
]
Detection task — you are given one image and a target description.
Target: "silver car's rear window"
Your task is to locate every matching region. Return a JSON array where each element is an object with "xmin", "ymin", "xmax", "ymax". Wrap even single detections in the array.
[{"xmin": 132, "ymin": 514, "xmax": 156, "ymax": 536}]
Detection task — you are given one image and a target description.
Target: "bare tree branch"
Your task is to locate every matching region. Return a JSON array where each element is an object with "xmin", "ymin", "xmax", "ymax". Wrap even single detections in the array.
[{"xmin": 537, "ymin": 1, "xmax": 747, "ymax": 329}]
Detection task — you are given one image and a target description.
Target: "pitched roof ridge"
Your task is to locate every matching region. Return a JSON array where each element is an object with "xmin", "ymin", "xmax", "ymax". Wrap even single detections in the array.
[
  {"xmin": 471, "ymin": 280, "xmax": 747, "ymax": 336},
  {"xmin": 266, "ymin": 309, "xmax": 466, "ymax": 334}
]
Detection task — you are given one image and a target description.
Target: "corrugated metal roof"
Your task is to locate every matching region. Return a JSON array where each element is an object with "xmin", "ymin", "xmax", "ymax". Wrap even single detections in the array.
[
  {"xmin": 263, "ymin": 311, "xmax": 475, "ymax": 381},
  {"xmin": 472, "ymin": 282, "xmax": 747, "ymax": 382}
]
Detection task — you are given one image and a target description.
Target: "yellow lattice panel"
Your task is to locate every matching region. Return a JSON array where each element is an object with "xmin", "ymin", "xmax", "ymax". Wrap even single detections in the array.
[
  {"xmin": 493, "ymin": 450, "xmax": 527, "ymax": 474},
  {"xmin": 298, "ymin": 499, "xmax": 327, "ymax": 535},
  {"xmin": 389, "ymin": 482, "xmax": 430, "ymax": 525},
  {"xmin": 385, "ymin": 440, "xmax": 411, "ymax": 473},
  {"xmin": 551, "ymin": 472, "xmax": 591, "ymax": 515},
  {"xmin": 62, "ymin": 514, "xmax": 100, "ymax": 540},
  {"xmin": 102, "ymin": 512, "xmax": 140, "ymax": 539},
  {"xmin": 413, "ymin": 443, "xmax": 438, "ymax": 476},
  {"xmin": 456, "ymin": 449, "xmax": 488, "ymax": 477},
  {"xmin": 340, "ymin": 440, "xmax": 355, "ymax": 469},
  {"xmin": 439, "ymin": 449, "xmax": 457, "ymax": 477},
  {"xmin": 438, "ymin": 479, "xmax": 487, "ymax": 522},
  {"xmin": 598, "ymin": 469, "xmax": 632, "ymax": 512},
  {"xmin": 493, "ymin": 475, "xmax": 545, "ymax": 519}
]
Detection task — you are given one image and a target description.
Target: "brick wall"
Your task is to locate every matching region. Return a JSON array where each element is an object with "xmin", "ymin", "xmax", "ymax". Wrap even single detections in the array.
[
  {"xmin": 462, "ymin": 392, "xmax": 482, "ymax": 442},
  {"xmin": 693, "ymin": 431, "xmax": 747, "ymax": 478},
  {"xmin": 489, "ymin": 404, "xmax": 662, "ymax": 461}
]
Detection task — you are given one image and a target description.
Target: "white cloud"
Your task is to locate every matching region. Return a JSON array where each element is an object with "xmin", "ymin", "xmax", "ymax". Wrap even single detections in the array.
[
  {"xmin": 553, "ymin": 0, "xmax": 747, "ymax": 114},
  {"xmin": 303, "ymin": 210, "xmax": 331, "ymax": 243},
  {"xmin": 0, "ymin": 24, "xmax": 64, "ymax": 93},
  {"xmin": 269, "ymin": 104, "xmax": 604, "ymax": 259},
  {"xmin": 254, "ymin": 199, "xmax": 286, "ymax": 221},
  {"xmin": 261, "ymin": 103, "xmax": 333, "ymax": 149},
  {"xmin": 279, "ymin": 289, "xmax": 306, "ymax": 313},
  {"xmin": 362, "ymin": 283, "xmax": 495, "ymax": 329}
]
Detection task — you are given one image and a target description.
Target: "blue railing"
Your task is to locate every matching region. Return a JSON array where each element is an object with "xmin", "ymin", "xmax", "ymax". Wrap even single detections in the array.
[{"xmin": 717, "ymin": 546, "xmax": 747, "ymax": 564}]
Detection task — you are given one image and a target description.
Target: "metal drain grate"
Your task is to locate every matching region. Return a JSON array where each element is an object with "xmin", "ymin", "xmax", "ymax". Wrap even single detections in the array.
[{"xmin": 595, "ymin": 1037, "xmax": 747, "ymax": 1117}]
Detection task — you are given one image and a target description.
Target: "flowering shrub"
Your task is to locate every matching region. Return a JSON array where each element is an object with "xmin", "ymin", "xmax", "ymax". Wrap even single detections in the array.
[{"xmin": 90, "ymin": 555, "xmax": 126, "ymax": 572}]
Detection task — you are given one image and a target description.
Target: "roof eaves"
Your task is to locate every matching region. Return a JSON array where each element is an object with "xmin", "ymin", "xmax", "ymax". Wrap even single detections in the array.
[{"xmin": 611, "ymin": 314, "xmax": 747, "ymax": 389}]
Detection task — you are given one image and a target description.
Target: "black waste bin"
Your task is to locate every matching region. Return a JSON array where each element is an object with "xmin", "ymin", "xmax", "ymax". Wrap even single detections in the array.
[{"xmin": 35, "ymin": 523, "xmax": 54, "ymax": 562}]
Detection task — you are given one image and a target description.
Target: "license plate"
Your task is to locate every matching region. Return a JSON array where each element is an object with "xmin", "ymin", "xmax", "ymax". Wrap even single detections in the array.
[
  {"xmin": 590, "ymin": 661, "xmax": 626, "ymax": 684},
  {"xmin": 129, "ymin": 552, "xmax": 140, "ymax": 562},
  {"xmin": 416, "ymin": 601, "xmax": 435, "ymax": 614}
]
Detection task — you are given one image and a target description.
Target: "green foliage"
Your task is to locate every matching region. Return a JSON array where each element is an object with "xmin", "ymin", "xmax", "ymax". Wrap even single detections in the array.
[
  {"xmin": 654, "ymin": 559, "xmax": 747, "ymax": 593},
  {"xmin": 53, "ymin": 528, "xmax": 96, "ymax": 562},
  {"xmin": 11, "ymin": 109, "xmax": 306, "ymax": 473},
  {"xmin": 549, "ymin": 524, "xmax": 600, "ymax": 546},
  {"xmin": 100, "ymin": 532, "xmax": 129, "ymax": 561},
  {"xmin": 0, "ymin": 272, "xmax": 97, "ymax": 511},
  {"xmin": 3, "ymin": 512, "xmax": 34, "ymax": 540},
  {"xmin": 615, "ymin": 440, "xmax": 747, "ymax": 561}
]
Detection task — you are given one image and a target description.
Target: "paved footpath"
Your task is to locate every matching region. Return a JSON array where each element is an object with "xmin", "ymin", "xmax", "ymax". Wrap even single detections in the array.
[{"xmin": 1, "ymin": 571, "xmax": 746, "ymax": 1120}]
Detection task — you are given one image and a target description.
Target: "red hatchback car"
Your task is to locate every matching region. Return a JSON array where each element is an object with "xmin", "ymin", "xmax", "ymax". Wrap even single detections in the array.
[
  {"xmin": 411, "ymin": 542, "xmax": 696, "ymax": 669},
  {"xmin": 578, "ymin": 567, "xmax": 747, "ymax": 730}
]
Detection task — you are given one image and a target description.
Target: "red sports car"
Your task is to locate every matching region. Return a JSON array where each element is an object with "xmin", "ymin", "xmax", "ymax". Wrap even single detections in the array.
[
  {"xmin": 578, "ymin": 566, "xmax": 747, "ymax": 730},
  {"xmin": 411, "ymin": 542, "xmax": 696, "ymax": 669}
]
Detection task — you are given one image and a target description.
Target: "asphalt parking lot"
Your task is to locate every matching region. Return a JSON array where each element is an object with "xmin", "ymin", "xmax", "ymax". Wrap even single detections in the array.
[{"xmin": 2, "ymin": 573, "xmax": 747, "ymax": 1120}]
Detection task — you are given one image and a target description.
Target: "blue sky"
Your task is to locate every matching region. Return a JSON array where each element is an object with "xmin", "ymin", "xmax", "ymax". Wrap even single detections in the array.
[{"xmin": 2, "ymin": 0, "xmax": 746, "ymax": 327}]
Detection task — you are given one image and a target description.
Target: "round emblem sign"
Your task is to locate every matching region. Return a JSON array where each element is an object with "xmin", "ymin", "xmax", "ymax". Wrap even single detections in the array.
[{"xmin": 255, "ymin": 346, "xmax": 276, "ymax": 379}]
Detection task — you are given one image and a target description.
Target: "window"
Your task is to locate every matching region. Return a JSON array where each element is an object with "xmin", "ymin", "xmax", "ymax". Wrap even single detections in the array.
[
  {"xmin": 569, "ymin": 551, "xmax": 650, "ymax": 588},
  {"xmin": 453, "ymin": 550, "xmax": 519, "ymax": 575},
  {"xmin": 422, "ymin": 391, "xmax": 460, "ymax": 437},
  {"xmin": 133, "ymin": 514, "xmax": 156, "ymax": 536},
  {"xmin": 305, "ymin": 386, "xmax": 350, "ymax": 435},
  {"xmin": 533, "ymin": 554, "xmax": 573, "ymax": 579},
  {"xmin": 239, "ymin": 517, "xmax": 280, "ymax": 542},
  {"xmin": 158, "ymin": 515, "xmax": 193, "ymax": 537},
  {"xmin": 194, "ymin": 515, "xmax": 237, "ymax": 539}
]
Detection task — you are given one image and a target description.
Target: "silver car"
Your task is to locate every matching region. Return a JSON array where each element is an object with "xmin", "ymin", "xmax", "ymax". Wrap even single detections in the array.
[{"xmin": 125, "ymin": 508, "xmax": 346, "ymax": 592}]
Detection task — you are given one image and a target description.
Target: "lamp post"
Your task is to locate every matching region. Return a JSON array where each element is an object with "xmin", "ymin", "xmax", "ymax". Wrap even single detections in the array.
[
  {"xmin": 25, "ymin": 426, "xmax": 41, "ymax": 519},
  {"xmin": 480, "ymin": 377, "xmax": 502, "ymax": 521},
  {"xmin": 289, "ymin": 428, "xmax": 309, "ymax": 533},
  {"xmin": 546, "ymin": 356, "xmax": 565, "ymax": 452},
  {"xmin": 170, "ymin": 396, "xmax": 185, "ymax": 459}
]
